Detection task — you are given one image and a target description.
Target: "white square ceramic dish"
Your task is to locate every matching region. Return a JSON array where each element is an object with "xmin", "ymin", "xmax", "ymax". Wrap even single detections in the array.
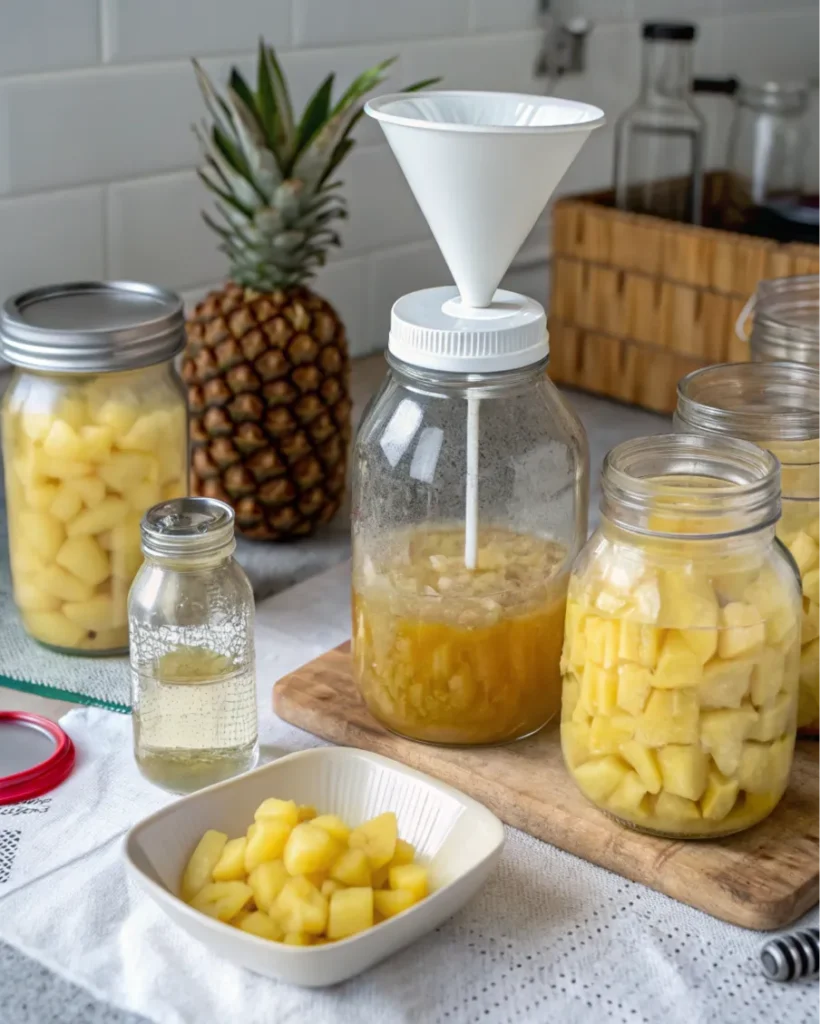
[{"xmin": 124, "ymin": 746, "xmax": 505, "ymax": 987}]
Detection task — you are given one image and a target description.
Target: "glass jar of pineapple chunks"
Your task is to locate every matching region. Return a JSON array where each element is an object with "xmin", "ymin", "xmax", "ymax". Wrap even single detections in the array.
[
  {"xmin": 676, "ymin": 362, "xmax": 819, "ymax": 733},
  {"xmin": 0, "ymin": 282, "xmax": 188, "ymax": 654},
  {"xmin": 561, "ymin": 434, "xmax": 801, "ymax": 838},
  {"xmin": 352, "ymin": 287, "xmax": 588, "ymax": 746}
]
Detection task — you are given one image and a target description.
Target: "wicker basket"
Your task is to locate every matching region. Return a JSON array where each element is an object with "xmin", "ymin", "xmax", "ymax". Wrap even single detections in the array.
[{"xmin": 548, "ymin": 172, "xmax": 820, "ymax": 414}]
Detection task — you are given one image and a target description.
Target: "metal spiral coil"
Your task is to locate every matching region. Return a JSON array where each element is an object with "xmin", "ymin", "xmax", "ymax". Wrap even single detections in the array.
[{"xmin": 760, "ymin": 928, "xmax": 820, "ymax": 982}]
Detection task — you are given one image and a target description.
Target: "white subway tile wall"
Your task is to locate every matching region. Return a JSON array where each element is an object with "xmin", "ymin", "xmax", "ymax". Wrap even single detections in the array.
[{"xmin": 0, "ymin": 0, "xmax": 815, "ymax": 357}]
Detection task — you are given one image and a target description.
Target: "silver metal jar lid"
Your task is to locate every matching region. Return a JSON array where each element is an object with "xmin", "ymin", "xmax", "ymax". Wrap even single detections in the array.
[
  {"xmin": 0, "ymin": 281, "xmax": 185, "ymax": 373},
  {"xmin": 141, "ymin": 497, "xmax": 236, "ymax": 560}
]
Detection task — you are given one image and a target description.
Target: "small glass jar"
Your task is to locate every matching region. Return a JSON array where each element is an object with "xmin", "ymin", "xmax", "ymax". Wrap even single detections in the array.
[
  {"xmin": 735, "ymin": 275, "xmax": 819, "ymax": 367},
  {"xmin": 0, "ymin": 282, "xmax": 188, "ymax": 654},
  {"xmin": 676, "ymin": 362, "xmax": 820, "ymax": 733},
  {"xmin": 561, "ymin": 434, "xmax": 800, "ymax": 838},
  {"xmin": 128, "ymin": 497, "xmax": 257, "ymax": 792},
  {"xmin": 352, "ymin": 289, "xmax": 588, "ymax": 747}
]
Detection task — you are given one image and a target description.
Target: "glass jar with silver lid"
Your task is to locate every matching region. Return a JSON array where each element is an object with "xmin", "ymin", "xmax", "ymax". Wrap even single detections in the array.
[
  {"xmin": 0, "ymin": 281, "xmax": 189, "ymax": 655},
  {"xmin": 129, "ymin": 497, "xmax": 257, "ymax": 792}
]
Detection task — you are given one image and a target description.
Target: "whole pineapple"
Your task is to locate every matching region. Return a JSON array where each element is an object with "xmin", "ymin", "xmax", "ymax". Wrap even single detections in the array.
[{"xmin": 184, "ymin": 43, "xmax": 433, "ymax": 539}]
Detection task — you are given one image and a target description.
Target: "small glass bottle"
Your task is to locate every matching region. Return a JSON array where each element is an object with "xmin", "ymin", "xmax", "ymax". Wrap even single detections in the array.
[
  {"xmin": 614, "ymin": 22, "xmax": 705, "ymax": 224},
  {"xmin": 561, "ymin": 434, "xmax": 800, "ymax": 838},
  {"xmin": 128, "ymin": 497, "xmax": 257, "ymax": 792}
]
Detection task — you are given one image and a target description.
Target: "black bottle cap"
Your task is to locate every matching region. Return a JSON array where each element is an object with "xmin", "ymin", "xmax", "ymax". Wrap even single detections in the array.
[{"xmin": 643, "ymin": 22, "xmax": 697, "ymax": 41}]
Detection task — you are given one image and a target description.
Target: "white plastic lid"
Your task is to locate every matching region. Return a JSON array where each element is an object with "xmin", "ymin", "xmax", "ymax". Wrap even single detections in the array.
[{"xmin": 390, "ymin": 286, "xmax": 548, "ymax": 373}]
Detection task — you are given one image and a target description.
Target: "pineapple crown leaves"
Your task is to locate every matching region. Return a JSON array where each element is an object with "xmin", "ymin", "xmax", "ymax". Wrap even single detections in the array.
[{"xmin": 193, "ymin": 42, "xmax": 439, "ymax": 290}]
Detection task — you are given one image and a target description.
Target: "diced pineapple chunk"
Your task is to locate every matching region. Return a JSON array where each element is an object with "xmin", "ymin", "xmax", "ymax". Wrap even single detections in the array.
[
  {"xmin": 656, "ymin": 744, "xmax": 708, "ymax": 801},
  {"xmin": 561, "ymin": 721, "xmax": 591, "ymax": 769},
  {"xmin": 573, "ymin": 755, "xmax": 629, "ymax": 802},
  {"xmin": 330, "ymin": 848, "xmax": 372, "ymax": 887},
  {"xmin": 718, "ymin": 603, "xmax": 766, "ymax": 660},
  {"xmin": 619, "ymin": 740, "xmax": 662, "ymax": 794},
  {"xmin": 374, "ymin": 888, "xmax": 416, "ymax": 919},
  {"xmin": 66, "ymin": 475, "xmax": 106, "ymax": 508},
  {"xmin": 607, "ymin": 770, "xmax": 649, "ymax": 816},
  {"xmin": 750, "ymin": 647, "xmax": 785, "ymax": 707},
  {"xmin": 13, "ymin": 580, "xmax": 60, "ymax": 613},
  {"xmin": 98, "ymin": 452, "xmax": 156, "ymax": 494},
  {"xmin": 659, "ymin": 570, "xmax": 718, "ymax": 664},
  {"xmin": 653, "ymin": 791, "xmax": 701, "ymax": 824},
  {"xmin": 803, "ymin": 569, "xmax": 820, "ymax": 605},
  {"xmin": 66, "ymin": 497, "xmax": 129, "ymax": 537},
  {"xmin": 283, "ymin": 823, "xmax": 339, "ymax": 876},
  {"xmin": 748, "ymin": 692, "xmax": 793, "ymax": 742},
  {"xmin": 698, "ymin": 657, "xmax": 753, "ymax": 709},
  {"xmin": 349, "ymin": 813, "xmax": 398, "ymax": 869},
  {"xmin": 326, "ymin": 887, "xmax": 374, "ymax": 939},
  {"xmin": 737, "ymin": 742, "xmax": 777, "ymax": 794},
  {"xmin": 297, "ymin": 805, "xmax": 317, "ymax": 822},
  {"xmin": 802, "ymin": 601, "xmax": 820, "ymax": 645},
  {"xmin": 588, "ymin": 714, "xmax": 635, "ymax": 755},
  {"xmin": 283, "ymin": 931, "xmax": 312, "ymax": 946},
  {"xmin": 119, "ymin": 410, "xmax": 172, "ymax": 453},
  {"xmin": 563, "ymin": 600, "xmax": 588, "ymax": 671},
  {"xmin": 127, "ymin": 480, "xmax": 162, "ymax": 512},
  {"xmin": 580, "ymin": 662, "xmax": 619, "ymax": 716},
  {"xmin": 238, "ymin": 910, "xmax": 284, "ymax": 941},
  {"xmin": 561, "ymin": 677, "xmax": 581, "ymax": 721},
  {"xmin": 744, "ymin": 573, "xmax": 798, "ymax": 647},
  {"xmin": 34, "ymin": 566, "xmax": 94, "ymax": 603},
  {"xmin": 56, "ymin": 536, "xmax": 110, "ymax": 587},
  {"xmin": 700, "ymin": 769, "xmax": 739, "ymax": 821},
  {"xmin": 618, "ymin": 620, "xmax": 662, "ymax": 669},
  {"xmin": 245, "ymin": 818, "xmax": 291, "ymax": 873},
  {"xmin": 63, "ymin": 595, "xmax": 122, "ymax": 632},
  {"xmin": 181, "ymin": 830, "xmax": 228, "ymax": 901},
  {"xmin": 616, "ymin": 663, "xmax": 653, "ymax": 716},
  {"xmin": 654, "ymin": 632, "xmax": 703, "ymax": 689},
  {"xmin": 24, "ymin": 481, "xmax": 59, "ymax": 511},
  {"xmin": 389, "ymin": 839, "xmax": 416, "ymax": 868},
  {"xmin": 275, "ymin": 877, "xmax": 328, "ymax": 935},
  {"xmin": 388, "ymin": 864, "xmax": 427, "ymax": 902},
  {"xmin": 585, "ymin": 616, "xmax": 620, "ymax": 668},
  {"xmin": 248, "ymin": 860, "xmax": 289, "ymax": 913},
  {"xmin": 700, "ymin": 706, "xmax": 758, "ymax": 775},
  {"xmin": 43, "ymin": 420, "xmax": 84, "ymax": 461},
  {"xmin": 635, "ymin": 689, "xmax": 699, "ymax": 747},
  {"xmin": 371, "ymin": 864, "xmax": 390, "ymax": 890},
  {"xmin": 254, "ymin": 798, "xmax": 299, "ymax": 828},
  {"xmin": 49, "ymin": 483, "xmax": 83, "ymax": 523},
  {"xmin": 24, "ymin": 610, "xmax": 85, "ymax": 647},
  {"xmin": 21, "ymin": 511, "xmax": 64, "ymax": 561},
  {"xmin": 189, "ymin": 881, "xmax": 253, "ymax": 922},
  {"xmin": 95, "ymin": 398, "xmax": 138, "ymax": 435},
  {"xmin": 310, "ymin": 814, "xmax": 350, "ymax": 843},
  {"xmin": 211, "ymin": 837, "xmax": 248, "ymax": 881},
  {"xmin": 788, "ymin": 531, "xmax": 819, "ymax": 575}
]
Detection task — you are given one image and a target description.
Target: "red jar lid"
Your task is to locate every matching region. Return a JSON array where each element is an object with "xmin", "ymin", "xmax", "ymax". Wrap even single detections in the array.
[{"xmin": 0, "ymin": 711, "xmax": 75, "ymax": 804}]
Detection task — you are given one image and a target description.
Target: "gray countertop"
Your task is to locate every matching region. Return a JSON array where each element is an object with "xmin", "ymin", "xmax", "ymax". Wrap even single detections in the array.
[{"xmin": 0, "ymin": 357, "xmax": 668, "ymax": 1023}]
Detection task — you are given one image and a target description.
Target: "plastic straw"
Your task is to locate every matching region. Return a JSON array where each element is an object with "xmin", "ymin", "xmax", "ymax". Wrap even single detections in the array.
[{"xmin": 465, "ymin": 395, "xmax": 480, "ymax": 569}]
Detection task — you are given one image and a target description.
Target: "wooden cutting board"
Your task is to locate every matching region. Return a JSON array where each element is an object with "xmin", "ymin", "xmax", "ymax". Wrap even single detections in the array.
[{"xmin": 273, "ymin": 643, "xmax": 819, "ymax": 931}]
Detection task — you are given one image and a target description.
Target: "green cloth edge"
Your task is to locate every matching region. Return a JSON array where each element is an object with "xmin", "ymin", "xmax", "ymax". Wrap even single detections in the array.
[{"xmin": 0, "ymin": 672, "xmax": 130, "ymax": 714}]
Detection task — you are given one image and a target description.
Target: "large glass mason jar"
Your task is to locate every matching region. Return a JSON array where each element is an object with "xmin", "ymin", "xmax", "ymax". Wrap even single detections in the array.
[
  {"xmin": 1, "ymin": 282, "xmax": 188, "ymax": 654},
  {"xmin": 560, "ymin": 435, "xmax": 800, "ymax": 838},
  {"xmin": 352, "ymin": 287, "xmax": 588, "ymax": 746},
  {"xmin": 676, "ymin": 361, "xmax": 819, "ymax": 733},
  {"xmin": 129, "ymin": 497, "xmax": 257, "ymax": 792}
]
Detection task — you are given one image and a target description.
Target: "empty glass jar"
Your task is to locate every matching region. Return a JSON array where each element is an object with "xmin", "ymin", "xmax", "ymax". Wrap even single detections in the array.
[
  {"xmin": 736, "ymin": 275, "xmax": 819, "ymax": 367},
  {"xmin": 561, "ymin": 434, "xmax": 800, "ymax": 838},
  {"xmin": 676, "ymin": 361, "xmax": 820, "ymax": 732},
  {"xmin": 129, "ymin": 497, "xmax": 257, "ymax": 791},
  {"xmin": 352, "ymin": 286, "xmax": 588, "ymax": 746}
]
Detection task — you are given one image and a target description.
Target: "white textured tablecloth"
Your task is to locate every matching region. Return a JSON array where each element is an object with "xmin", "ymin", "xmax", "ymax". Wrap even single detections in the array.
[{"xmin": 0, "ymin": 563, "xmax": 816, "ymax": 1024}]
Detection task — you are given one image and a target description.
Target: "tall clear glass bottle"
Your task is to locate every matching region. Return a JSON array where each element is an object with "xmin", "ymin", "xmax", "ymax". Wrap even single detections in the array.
[{"xmin": 614, "ymin": 23, "xmax": 705, "ymax": 224}]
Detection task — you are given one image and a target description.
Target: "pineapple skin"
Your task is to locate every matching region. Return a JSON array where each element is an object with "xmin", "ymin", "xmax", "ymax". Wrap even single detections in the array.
[{"xmin": 183, "ymin": 282, "xmax": 351, "ymax": 540}]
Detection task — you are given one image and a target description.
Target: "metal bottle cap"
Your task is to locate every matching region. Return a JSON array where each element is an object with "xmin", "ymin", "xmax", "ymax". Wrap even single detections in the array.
[
  {"xmin": 0, "ymin": 712, "xmax": 75, "ymax": 804},
  {"xmin": 141, "ymin": 497, "xmax": 236, "ymax": 560},
  {"xmin": 0, "ymin": 281, "xmax": 185, "ymax": 373}
]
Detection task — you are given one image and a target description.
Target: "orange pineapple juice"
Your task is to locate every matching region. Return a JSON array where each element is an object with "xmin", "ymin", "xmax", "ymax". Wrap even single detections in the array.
[{"xmin": 352, "ymin": 526, "xmax": 569, "ymax": 745}]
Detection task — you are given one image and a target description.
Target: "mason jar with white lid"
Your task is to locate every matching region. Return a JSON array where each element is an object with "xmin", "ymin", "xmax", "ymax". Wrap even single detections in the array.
[{"xmin": 1, "ymin": 281, "xmax": 188, "ymax": 654}]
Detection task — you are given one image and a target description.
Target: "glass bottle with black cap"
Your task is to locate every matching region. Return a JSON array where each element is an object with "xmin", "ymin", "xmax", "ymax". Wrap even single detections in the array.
[{"xmin": 614, "ymin": 22, "xmax": 705, "ymax": 224}]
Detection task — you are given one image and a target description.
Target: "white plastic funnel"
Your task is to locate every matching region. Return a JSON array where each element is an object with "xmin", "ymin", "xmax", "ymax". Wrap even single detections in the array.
[{"xmin": 365, "ymin": 91, "xmax": 605, "ymax": 308}]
